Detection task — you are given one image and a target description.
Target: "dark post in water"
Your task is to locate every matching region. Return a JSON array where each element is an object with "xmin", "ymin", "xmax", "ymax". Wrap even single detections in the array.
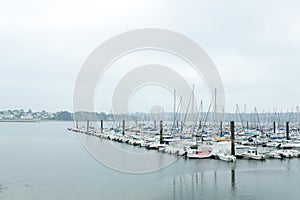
[
  {"xmin": 220, "ymin": 121, "xmax": 223, "ymax": 135},
  {"xmin": 286, "ymin": 122, "xmax": 289, "ymax": 140},
  {"xmin": 180, "ymin": 121, "xmax": 183, "ymax": 133},
  {"xmin": 230, "ymin": 121, "xmax": 235, "ymax": 156},
  {"xmin": 87, "ymin": 120, "xmax": 89, "ymax": 132},
  {"xmin": 231, "ymin": 169, "xmax": 236, "ymax": 190},
  {"xmin": 100, "ymin": 120, "xmax": 103, "ymax": 133},
  {"xmin": 154, "ymin": 120, "xmax": 156, "ymax": 130},
  {"xmin": 160, "ymin": 120, "xmax": 163, "ymax": 144},
  {"xmin": 246, "ymin": 121, "xmax": 249, "ymax": 130},
  {"xmin": 273, "ymin": 121, "xmax": 276, "ymax": 134},
  {"xmin": 122, "ymin": 120, "xmax": 125, "ymax": 136}
]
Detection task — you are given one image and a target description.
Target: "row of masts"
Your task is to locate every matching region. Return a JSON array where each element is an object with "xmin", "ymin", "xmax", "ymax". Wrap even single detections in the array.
[
  {"xmin": 74, "ymin": 87, "xmax": 300, "ymax": 133},
  {"xmin": 75, "ymin": 115, "xmax": 300, "ymax": 135},
  {"xmin": 77, "ymin": 118, "xmax": 297, "ymax": 138}
]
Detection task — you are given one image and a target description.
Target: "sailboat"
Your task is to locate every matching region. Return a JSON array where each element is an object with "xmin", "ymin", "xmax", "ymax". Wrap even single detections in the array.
[
  {"xmin": 217, "ymin": 152, "xmax": 236, "ymax": 162},
  {"xmin": 187, "ymin": 149, "xmax": 212, "ymax": 159}
]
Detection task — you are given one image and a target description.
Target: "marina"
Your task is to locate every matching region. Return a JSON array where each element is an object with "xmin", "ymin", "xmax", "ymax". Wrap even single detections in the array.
[{"xmin": 68, "ymin": 118, "xmax": 300, "ymax": 163}]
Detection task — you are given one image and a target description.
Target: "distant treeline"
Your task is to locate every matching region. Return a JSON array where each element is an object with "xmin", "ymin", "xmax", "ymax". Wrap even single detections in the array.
[{"xmin": 2, "ymin": 109, "xmax": 298, "ymax": 123}]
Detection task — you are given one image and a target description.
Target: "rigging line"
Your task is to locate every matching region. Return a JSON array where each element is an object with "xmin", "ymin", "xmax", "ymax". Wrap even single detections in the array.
[
  {"xmin": 288, "ymin": 108, "xmax": 293, "ymax": 123},
  {"xmin": 172, "ymin": 96, "xmax": 183, "ymax": 130},
  {"xmin": 193, "ymin": 100, "xmax": 203, "ymax": 132},
  {"xmin": 202, "ymin": 92, "xmax": 215, "ymax": 132},
  {"xmin": 255, "ymin": 107, "xmax": 261, "ymax": 131},
  {"xmin": 272, "ymin": 109, "xmax": 277, "ymax": 122},
  {"xmin": 236, "ymin": 104, "xmax": 245, "ymax": 129},
  {"xmin": 183, "ymin": 87, "xmax": 194, "ymax": 126}
]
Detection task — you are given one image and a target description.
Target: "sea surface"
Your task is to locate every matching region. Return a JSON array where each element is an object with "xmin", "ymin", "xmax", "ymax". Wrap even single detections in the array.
[{"xmin": 1, "ymin": 122, "xmax": 300, "ymax": 200}]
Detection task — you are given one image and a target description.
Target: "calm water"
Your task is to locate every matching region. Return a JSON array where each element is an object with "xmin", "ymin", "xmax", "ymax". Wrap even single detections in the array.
[{"xmin": 1, "ymin": 122, "xmax": 300, "ymax": 200}]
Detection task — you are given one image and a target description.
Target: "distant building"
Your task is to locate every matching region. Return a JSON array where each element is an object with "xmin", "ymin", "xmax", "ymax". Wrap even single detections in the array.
[
  {"xmin": 2, "ymin": 111, "xmax": 14, "ymax": 119},
  {"xmin": 20, "ymin": 115, "xmax": 33, "ymax": 120}
]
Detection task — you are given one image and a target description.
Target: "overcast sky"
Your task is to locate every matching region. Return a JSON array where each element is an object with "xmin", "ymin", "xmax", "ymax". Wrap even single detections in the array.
[{"xmin": 0, "ymin": 0, "xmax": 300, "ymax": 113}]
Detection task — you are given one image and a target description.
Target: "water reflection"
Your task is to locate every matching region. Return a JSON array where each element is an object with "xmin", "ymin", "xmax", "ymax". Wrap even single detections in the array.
[
  {"xmin": 286, "ymin": 159, "xmax": 291, "ymax": 170},
  {"xmin": 231, "ymin": 169, "xmax": 236, "ymax": 191},
  {"xmin": 171, "ymin": 168, "xmax": 237, "ymax": 200},
  {"xmin": 0, "ymin": 183, "xmax": 8, "ymax": 194}
]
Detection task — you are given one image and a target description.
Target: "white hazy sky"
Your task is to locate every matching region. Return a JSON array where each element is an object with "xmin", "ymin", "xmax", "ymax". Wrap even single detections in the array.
[{"xmin": 0, "ymin": 0, "xmax": 300, "ymax": 113}]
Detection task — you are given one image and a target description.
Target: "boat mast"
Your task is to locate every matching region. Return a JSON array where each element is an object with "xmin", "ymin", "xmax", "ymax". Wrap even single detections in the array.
[
  {"xmin": 199, "ymin": 100, "xmax": 203, "ymax": 130},
  {"xmin": 173, "ymin": 89, "xmax": 176, "ymax": 130},
  {"xmin": 236, "ymin": 104, "xmax": 245, "ymax": 130},
  {"xmin": 214, "ymin": 88, "xmax": 217, "ymax": 131},
  {"xmin": 297, "ymin": 106, "xmax": 300, "ymax": 132},
  {"xmin": 254, "ymin": 107, "xmax": 261, "ymax": 130},
  {"xmin": 183, "ymin": 87, "xmax": 193, "ymax": 128},
  {"xmin": 191, "ymin": 85, "xmax": 195, "ymax": 133}
]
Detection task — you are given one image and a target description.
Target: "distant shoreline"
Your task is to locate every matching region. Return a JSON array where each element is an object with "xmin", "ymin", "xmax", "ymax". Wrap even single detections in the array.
[
  {"xmin": 0, "ymin": 119, "xmax": 73, "ymax": 123},
  {"xmin": 0, "ymin": 119, "xmax": 40, "ymax": 122}
]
